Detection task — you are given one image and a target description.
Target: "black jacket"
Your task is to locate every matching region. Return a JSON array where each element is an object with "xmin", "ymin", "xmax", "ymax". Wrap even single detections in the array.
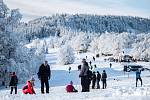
[
  {"xmin": 102, "ymin": 72, "xmax": 107, "ymax": 80},
  {"xmin": 9, "ymin": 75, "xmax": 18, "ymax": 86},
  {"xmin": 38, "ymin": 64, "xmax": 51, "ymax": 80},
  {"xmin": 97, "ymin": 73, "xmax": 101, "ymax": 81},
  {"xmin": 92, "ymin": 73, "xmax": 96, "ymax": 81}
]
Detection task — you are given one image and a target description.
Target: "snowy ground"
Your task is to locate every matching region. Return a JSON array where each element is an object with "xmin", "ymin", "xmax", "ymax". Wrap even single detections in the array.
[{"xmin": 0, "ymin": 48, "xmax": 150, "ymax": 100}]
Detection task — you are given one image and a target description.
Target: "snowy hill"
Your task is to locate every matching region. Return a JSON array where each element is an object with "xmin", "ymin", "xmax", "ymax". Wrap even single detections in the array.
[
  {"xmin": 1, "ymin": 1, "xmax": 150, "ymax": 100},
  {"xmin": 16, "ymin": 14, "xmax": 150, "ymax": 40},
  {"xmin": 0, "ymin": 49, "xmax": 150, "ymax": 100}
]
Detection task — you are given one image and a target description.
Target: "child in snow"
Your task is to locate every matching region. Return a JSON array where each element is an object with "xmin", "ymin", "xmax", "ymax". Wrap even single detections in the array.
[
  {"xmin": 23, "ymin": 78, "xmax": 36, "ymax": 94},
  {"xmin": 66, "ymin": 81, "xmax": 78, "ymax": 92},
  {"xmin": 9, "ymin": 72, "xmax": 18, "ymax": 94}
]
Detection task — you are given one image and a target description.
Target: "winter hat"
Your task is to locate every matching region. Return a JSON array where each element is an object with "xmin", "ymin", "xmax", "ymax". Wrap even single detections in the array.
[
  {"xmin": 12, "ymin": 72, "xmax": 16, "ymax": 75},
  {"xmin": 30, "ymin": 77, "xmax": 35, "ymax": 81},
  {"xmin": 82, "ymin": 58, "xmax": 86, "ymax": 63},
  {"xmin": 70, "ymin": 81, "xmax": 73, "ymax": 85},
  {"xmin": 82, "ymin": 58, "xmax": 86, "ymax": 61}
]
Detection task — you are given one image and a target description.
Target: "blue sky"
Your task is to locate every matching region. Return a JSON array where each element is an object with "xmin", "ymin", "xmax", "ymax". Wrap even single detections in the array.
[{"xmin": 4, "ymin": 0, "xmax": 150, "ymax": 21}]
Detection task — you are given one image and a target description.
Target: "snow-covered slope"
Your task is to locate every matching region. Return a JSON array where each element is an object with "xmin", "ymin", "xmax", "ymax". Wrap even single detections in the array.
[
  {"xmin": 0, "ymin": 48, "xmax": 150, "ymax": 100},
  {"xmin": 1, "ymin": 77, "xmax": 150, "ymax": 100}
]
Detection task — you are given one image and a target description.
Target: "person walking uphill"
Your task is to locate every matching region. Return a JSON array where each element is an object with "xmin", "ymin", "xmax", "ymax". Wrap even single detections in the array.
[
  {"xmin": 136, "ymin": 69, "xmax": 142, "ymax": 87},
  {"xmin": 101, "ymin": 70, "xmax": 107, "ymax": 89},
  {"xmin": 38, "ymin": 61, "xmax": 51, "ymax": 94},
  {"xmin": 79, "ymin": 59, "xmax": 90, "ymax": 92},
  {"xmin": 9, "ymin": 72, "xmax": 18, "ymax": 94}
]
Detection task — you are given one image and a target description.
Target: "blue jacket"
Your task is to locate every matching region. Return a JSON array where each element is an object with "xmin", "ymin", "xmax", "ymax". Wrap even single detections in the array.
[{"xmin": 136, "ymin": 70, "xmax": 141, "ymax": 78}]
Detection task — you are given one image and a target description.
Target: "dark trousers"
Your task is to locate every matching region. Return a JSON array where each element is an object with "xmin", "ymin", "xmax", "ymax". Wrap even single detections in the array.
[
  {"xmin": 102, "ymin": 79, "xmax": 107, "ymax": 89},
  {"xmin": 81, "ymin": 76, "xmax": 90, "ymax": 92},
  {"xmin": 136, "ymin": 78, "xmax": 142, "ymax": 87},
  {"xmin": 10, "ymin": 86, "xmax": 17, "ymax": 94},
  {"xmin": 92, "ymin": 80, "xmax": 96, "ymax": 89},
  {"xmin": 97, "ymin": 80, "xmax": 100, "ymax": 89},
  {"xmin": 41, "ymin": 79, "xmax": 49, "ymax": 93}
]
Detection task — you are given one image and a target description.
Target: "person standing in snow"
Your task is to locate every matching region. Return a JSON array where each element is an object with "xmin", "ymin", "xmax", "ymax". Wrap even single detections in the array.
[
  {"xmin": 93, "ymin": 56, "xmax": 95, "ymax": 61},
  {"xmin": 136, "ymin": 69, "xmax": 142, "ymax": 87},
  {"xmin": 96, "ymin": 71, "xmax": 101, "ymax": 89},
  {"xmin": 9, "ymin": 72, "xmax": 18, "ymax": 94},
  {"xmin": 101, "ymin": 70, "xmax": 107, "ymax": 89},
  {"xmin": 94, "ymin": 65, "xmax": 97, "ymax": 68},
  {"xmin": 89, "ymin": 61, "xmax": 92, "ymax": 66},
  {"xmin": 38, "ymin": 61, "xmax": 51, "ymax": 94},
  {"xmin": 79, "ymin": 59, "xmax": 90, "ymax": 92},
  {"xmin": 89, "ymin": 61, "xmax": 93, "ymax": 70},
  {"xmin": 110, "ymin": 63, "xmax": 112, "ymax": 68},
  {"xmin": 92, "ymin": 64, "xmax": 98, "ymax": 72},
  {"xmin": 68, "ymin": 66, "xmax": 71, "ymax": 73},
  {"xmin": 92, "ymin": 71, "xmax": 96, "ymax": 89}
]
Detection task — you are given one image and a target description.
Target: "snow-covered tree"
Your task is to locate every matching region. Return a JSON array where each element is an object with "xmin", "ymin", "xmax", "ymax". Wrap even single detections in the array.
[
  {"xmin": 132, "ymin": 33, "xmax": 150, "ymax": 61},
  {"xmin": 0, "ymin": 2, "xmax": 45, "ymax": 83},
  {"xmin": 57, "ymin": 45, "xmax": 75, "ymax": 65},
  {"xmin": 16, "ymin": 14, "xmax": 150, "ymax": 41},
  {"xmin": 89, "ymin": 37, "xmax": 99, "ymax": 53},
  {"xmin": 70, "ymin": 32, "xmax": 91, "ymax": 52}
]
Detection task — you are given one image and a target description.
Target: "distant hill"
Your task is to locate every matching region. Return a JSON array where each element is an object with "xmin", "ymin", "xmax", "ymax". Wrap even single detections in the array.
[{"xmin": 16, "ymin": 14, "xmax": 150, "ymax": 40}]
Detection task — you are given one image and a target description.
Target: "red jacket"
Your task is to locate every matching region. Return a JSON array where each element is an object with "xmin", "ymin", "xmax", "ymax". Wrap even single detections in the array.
[
  {"xmin": 66, "ymin": 84, "xmax": 74, "ymax": 92},
  {"xmin": 23, "ymin": 81, "xmax": 35, "ymax": 94}
]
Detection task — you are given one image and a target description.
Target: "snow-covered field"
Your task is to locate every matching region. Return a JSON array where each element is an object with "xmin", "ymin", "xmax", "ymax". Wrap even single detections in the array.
[{"xmin": 0, "ymin": 49, "xmax": 150, "ymax": 100}]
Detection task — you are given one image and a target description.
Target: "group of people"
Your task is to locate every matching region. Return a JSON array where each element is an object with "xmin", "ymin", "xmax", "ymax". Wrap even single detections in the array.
[
  {"xmin": 8, "ymin": 58, "xmax": 108, "ymax": 94},
  {"xmin": 79, "ymin": 58, "xmax": 108, "ymax": 92},
  {"xmin": 91, "ymin": 70, "xmax": 107, "ymax": 89},
  {"xmin": 7, "ymin": 58, "xmax": 143, "ymax": 94},
  {"xmin": 9, "ymin": 60, "xmax": 51, "ymax": 94},
  {"xmin": 9, "ymin": 73, "xmax": 37, "ymax": 94},
  {"xmin": 9, "ymin": 72, "xmax": 37, "ymax": 94}
]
